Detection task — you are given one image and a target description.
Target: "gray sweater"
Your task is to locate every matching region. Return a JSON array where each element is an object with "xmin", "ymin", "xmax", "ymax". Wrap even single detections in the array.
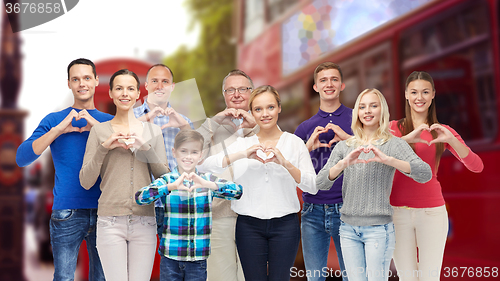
[{"xmin": 316, "ymin": 137, "xmax": 431, "ymax": 226}]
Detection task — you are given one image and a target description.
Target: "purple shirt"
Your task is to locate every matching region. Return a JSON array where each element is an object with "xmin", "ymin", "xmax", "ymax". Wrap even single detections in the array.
[{"xmin": 294, "ymin": 104, "xmax": 352, "ymax": 204}]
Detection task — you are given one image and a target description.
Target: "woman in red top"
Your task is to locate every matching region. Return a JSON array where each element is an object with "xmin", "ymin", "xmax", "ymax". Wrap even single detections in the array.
[{"xmin": 390, "ymin": 71, "xmax": 483, "ymax": 281}]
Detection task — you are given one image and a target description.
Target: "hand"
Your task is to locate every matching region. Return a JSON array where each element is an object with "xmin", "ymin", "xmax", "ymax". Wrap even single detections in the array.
[
  {"xmin": 169, "ymin": 173, "xmax": 195, "ymax": 192},
  {"xmin": 429, "ymin": 124, "xmax": 454, "ymax": 145},
  {"xmin": 403, "ymin": 124, "xmax": 430, "ymax": 145},
  {"xmin": 341, "ymin": 146, "xmax": 369, "ymax": 168},
  {"xmin": 101, "ymin": 132, "xmax": 130, "ymax": 150},
  {"xmin": 324, "ymin": 123, "xmax": 351, "ymax": 145},
  {"xmin": 189, "ymin": 172, "xmax": 217, "ymax": 190},
  {"xmin": 161, "ymin": 108, "xmax": 190, "ymax": 129},
  {"xmin": 263, "ymin": 146, "xmax": 287, "ymax": 166},
  {"xmin": 127, "ymin": 132, "xmax": 150, "ymax": 151},
  {"xmin": 76, "ymin": 109, "xmax": 99, "ymax": 132},
  {"xmin": 364, "ymin": 145, "xmax": 390, "ymax": 164},
  {"xmin": 236, "ymin": 109, "xmax": 257, "ymax": 129},
  {"xmin": 54, "ymin": 109, "xmax": 82, "ymax": 134},
  {"xmin": 147, "ymin": 106, "xmax": 166, "ymax": 121},
  {"xmin": 246, "ymin": 144, "xmax": 266, "ymax": 164},
  {"xmin": 212, "ymin": 108, "xmax": 239, "ymax": 131},
  {"xmin": 305, "ymin": 126, "xmax": 330, "ymax": 151}
]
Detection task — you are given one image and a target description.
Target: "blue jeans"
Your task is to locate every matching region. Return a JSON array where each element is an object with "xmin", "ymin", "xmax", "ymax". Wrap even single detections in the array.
[
  {"xmin": 301, "ymin": 202, "xmax": 348, "ymax": 281},
  {"xmin": 340, "ymin": 221, "xmax": 395, "ymax": 281},
  {"xmin": 160, "ymin": 256, "xmax": 207, "ymax": 281},
  {"xmin": 49, "ymin": 209, "xmax": 105, "ymax": 281},
  {"xmin": 235, "ymin": 213, "xmax": 300, "ymax": 281}
]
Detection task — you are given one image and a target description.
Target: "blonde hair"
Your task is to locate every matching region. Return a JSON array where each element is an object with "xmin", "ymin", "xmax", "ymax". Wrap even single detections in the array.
[
  {"xmin": 248, "ymin": 85, "xmax": 281, "ymax": 112},
  {"xmin": 346, "ymin": 88, "xmax": 392, "ymax": 147}
]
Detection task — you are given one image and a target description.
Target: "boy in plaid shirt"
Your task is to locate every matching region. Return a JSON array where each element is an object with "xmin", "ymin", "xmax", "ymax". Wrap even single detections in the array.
[{"xmin": 136, "ymin": 130, "xmax": 242, "ymax": 281}]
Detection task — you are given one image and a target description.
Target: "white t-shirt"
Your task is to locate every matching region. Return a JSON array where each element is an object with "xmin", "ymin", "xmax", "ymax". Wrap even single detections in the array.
[{"xmin": 199, "ymin": 132, "xmax": 317, "ymax": 219}]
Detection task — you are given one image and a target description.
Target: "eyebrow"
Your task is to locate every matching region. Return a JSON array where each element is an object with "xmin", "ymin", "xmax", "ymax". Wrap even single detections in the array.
[
  {"xmin": 410, "ymin": 88, "xmax": 431, "ymax": 91},
  {"xmin": 319, "ymin": 75, "xmax": 339, "ymax": 80}
]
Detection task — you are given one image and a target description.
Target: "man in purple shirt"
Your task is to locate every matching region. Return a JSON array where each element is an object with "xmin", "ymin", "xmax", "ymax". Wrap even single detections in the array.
[{"xmin": 294, "ymin": 62, "xmax": 352, "ymax": 281}]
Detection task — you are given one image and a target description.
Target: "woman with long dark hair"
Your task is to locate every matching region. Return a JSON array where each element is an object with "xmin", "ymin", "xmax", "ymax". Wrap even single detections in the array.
[
  {"xmin": 390, "ymin": 71, "xmax": 483, "ymax": 280},
  {"xmin": 80, "ymin": 69, "xmax": 168, "ymax": 281}
]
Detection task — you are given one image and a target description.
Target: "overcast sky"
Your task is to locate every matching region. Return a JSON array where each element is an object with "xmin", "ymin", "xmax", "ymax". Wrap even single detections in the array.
[{"xmin": 13, "ymin": 0, "xmax": 199, "ymax": 135}]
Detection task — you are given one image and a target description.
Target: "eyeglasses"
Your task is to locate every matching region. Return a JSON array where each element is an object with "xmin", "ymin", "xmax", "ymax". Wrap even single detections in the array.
[{"xmin": 223, "ymin": 87, "xmax": 252, "ymax": 95}]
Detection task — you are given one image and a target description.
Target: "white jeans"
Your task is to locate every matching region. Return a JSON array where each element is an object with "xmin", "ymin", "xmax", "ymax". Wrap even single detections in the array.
[
  {"xmin": 207, "ymin": 216, "xmax": 245, "ymax": 281},
  {"xmin": 393, "ymin": 206, "xmax": 448, "ymax": 281},
  {"xmin": 96, "ymin": 215, "xmax": 157, "ymax": 281}
]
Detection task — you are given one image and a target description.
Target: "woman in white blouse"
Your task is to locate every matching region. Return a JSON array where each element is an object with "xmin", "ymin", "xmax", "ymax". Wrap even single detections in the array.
[{"xmin": 200, "ymin": 85, "xmax": 317, "ymax": 281}]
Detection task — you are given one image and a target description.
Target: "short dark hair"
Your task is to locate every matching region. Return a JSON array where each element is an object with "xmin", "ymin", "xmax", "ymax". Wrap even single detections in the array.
[
  {"xmin": 174, "ymin": 129, "xmax": 204, "ymax": 150},
  {"xmin": 146, "ymin": 64, "xmax": 174, "ymax": 82},
  {"xmin": 109, "ymin": 69, "xmax": 140, "ymax": 89},
  {"xmin": 222, "ymin": 69, "xmax": 254, "ymax": 91},
  {"xmin": 313, "ymin": 62, "xmax": 343, "ymax": 83},
  {"xmin": 67, "ymin": 58, "xmax": 96, "ymax": 79}
]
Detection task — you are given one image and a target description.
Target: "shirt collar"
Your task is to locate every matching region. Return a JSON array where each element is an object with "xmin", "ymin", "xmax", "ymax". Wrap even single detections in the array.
[{"xmin": 317, "ymin": 104, "xmax": 346, "ymax": 117}]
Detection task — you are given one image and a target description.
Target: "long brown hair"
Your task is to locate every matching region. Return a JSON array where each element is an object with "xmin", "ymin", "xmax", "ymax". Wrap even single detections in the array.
[{"xmin": 397, "ymin": 71, "xmax": 444, "ymax": 171}]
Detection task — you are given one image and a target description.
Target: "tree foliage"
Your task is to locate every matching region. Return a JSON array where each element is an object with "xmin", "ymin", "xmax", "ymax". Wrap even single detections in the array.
[{"xmin": 164, "ymin": 0, "xmax": 236, "ymax": 116}]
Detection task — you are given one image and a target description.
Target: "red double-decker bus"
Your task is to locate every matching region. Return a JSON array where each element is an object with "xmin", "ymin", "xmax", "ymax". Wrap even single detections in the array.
[{"xmin": 235, "ymin": 0, "xmax": 499, "ymax": 279}]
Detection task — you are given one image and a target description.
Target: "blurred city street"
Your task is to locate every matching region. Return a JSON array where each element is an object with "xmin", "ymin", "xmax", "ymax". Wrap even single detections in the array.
[{"xmin": 23, "ymin": 223, "xmax": 56, "ymax": 281}]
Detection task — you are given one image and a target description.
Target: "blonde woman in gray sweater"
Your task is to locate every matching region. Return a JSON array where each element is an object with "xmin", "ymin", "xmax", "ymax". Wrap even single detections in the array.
[{"xmin": 316, "ymin": 89, "xmax": 432, "ymax": 281}]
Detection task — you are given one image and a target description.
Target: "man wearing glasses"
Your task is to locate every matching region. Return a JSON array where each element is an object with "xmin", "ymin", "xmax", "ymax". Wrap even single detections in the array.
[{"xmin": 197, "ymin": 69, "xmax": 258, "ymax": 281}]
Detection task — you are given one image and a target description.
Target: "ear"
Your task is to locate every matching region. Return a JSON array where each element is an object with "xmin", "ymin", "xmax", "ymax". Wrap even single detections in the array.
[
  {"xmin": 95, "ymin": 75, "xmax": 99, "ymax": 87},
  {"xmin": 405, "ymin": 90, "xmax": 409, "ymax": 100},
  {"xmin": 109, "ymin": 89, "xmax": 112, "ymax": 99},
  {"xmin": 278, "ymin": 104, "xmax": 282, "ymax": 114},
  {"xmin": 340, "ymin": 82, "xmax": 346, "ymax": 91},
  {"xmin": 171, "ymin": 82, "xmax": 176, "ymax": 92},
  {"xmin": 313, "ymin": 83, "xmax": 318, "ymax": 93},
  {"xmin": 67, "ymin": 80, "xmax": 71, "ymax": 89}
]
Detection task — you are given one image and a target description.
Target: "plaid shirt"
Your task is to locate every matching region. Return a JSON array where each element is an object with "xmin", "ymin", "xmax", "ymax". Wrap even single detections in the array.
[
  {"xmin": 134, "ymin": 100, "xmax": 194, "ymax": 208},
  {"xmin": 133, "ymin": 99, "xmax": 194, "ymax": 171},
  {"xmin": 135, "ymin": 167, "xmax": 242, "ymax": 261}
]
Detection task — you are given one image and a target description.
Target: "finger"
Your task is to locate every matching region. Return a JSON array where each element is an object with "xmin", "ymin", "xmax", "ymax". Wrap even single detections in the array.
[
  {"xmin": 418, "ymin": 139, "xmax": 430, "ymax": 145},
  {"xmin": 328, "ymin": 139, "xmax": 338, "ymax": 146},
  {"xmin": 428, "ymin": 139, "xmax": 443, "ymax": 145},
  {"xmin": 319, "ymin": 142, "xmax": 331, "ymax": 148}
]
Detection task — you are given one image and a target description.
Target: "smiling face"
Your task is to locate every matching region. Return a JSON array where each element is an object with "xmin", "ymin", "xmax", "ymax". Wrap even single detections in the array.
[
  {"xmin": 68, "ymin": 64, "xmax": 99, "ymax": 104},
  {"xmin": 251, "ymin": 91, "xmax": 281, "ymax": 130},
  {"xmin": 313, "ymin": 68, "xmax": 345, "ymax": 103},
  {"xmin": 109, "ymin": 75, "xmax": 140, "ymax": 112},
  {"xmin": 358, "ymin": 92, "xmax": 381, "ymax": 130},
  {"xmin": 145, "ymin": 66, "xmax": 174, "ymax": 105},
  {"xmin": 223, "ymin": 75, "xmax": 253, "ymax": 110},
  {"xmin": 405, "ymin": 79, "xmax": 435, "ymax": 115},
  {"xmin": 173, "ymin": 140, "xmax": 203, "ymax": 174}
]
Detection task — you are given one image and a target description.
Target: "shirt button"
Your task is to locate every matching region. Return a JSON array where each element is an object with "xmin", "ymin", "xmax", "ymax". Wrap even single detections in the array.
[
  {"xmin": 329, "ymin": 114, "xmax": 332, "ymax": 116},
  {"xmin": 329, "ymin": 120, "xmax": 332, "ymax": 123},
  {"xmin": 131, "ymin": 168, "xmax": 134, "ymax": 171},
  {"xmin": 130, "ymin": 181, "xmax": 133, "ymax": 185}
]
